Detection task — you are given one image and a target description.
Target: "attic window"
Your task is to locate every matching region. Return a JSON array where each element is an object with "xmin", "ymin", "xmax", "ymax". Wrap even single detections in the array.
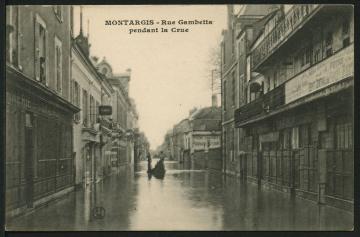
[{"xmin": 102, "ymin": 67, "xmax": 108, "ymax": 75}]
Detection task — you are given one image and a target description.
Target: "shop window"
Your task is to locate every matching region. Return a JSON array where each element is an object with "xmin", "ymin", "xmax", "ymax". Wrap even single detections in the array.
[
  {"xmin": 335, "ymin": 120, "xmax": 352, "ymax": 149},
  {"xmin": 299, "ymin": 124, "xmax": 311, "ymax": 148},
  {"xmin": 292, "ymin": 127, "xmax": 299, "ymax": 149}
]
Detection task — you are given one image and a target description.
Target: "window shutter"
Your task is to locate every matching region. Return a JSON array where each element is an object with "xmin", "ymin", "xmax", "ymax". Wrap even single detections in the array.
[
  {"xmin": 17, "ymin": 7, "xmax": 22, "ymax": 68},
  {"xmin": 45, "ymin": 29, "xmax": 49, "ymax": 86},
  {"xmin": 59, "ymin": 46, "xmax": 63, "ymax": 93},
  {"xmin": 70, "ymin": 79, "xmax": 73, "ymax": 104},
  {"xmin": 34, "ymin": 17, "xmax": 40, "ymax": 81}
]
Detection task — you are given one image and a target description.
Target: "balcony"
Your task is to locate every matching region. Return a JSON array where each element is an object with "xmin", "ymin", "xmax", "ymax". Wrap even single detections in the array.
[
  {"xmin": 235, "ymin": 84, "xmax": 285, "ymax": 125},
  {"xmin": 251, "ymin": 4, "xmax": 321, "ymax": 70},
  {"xmin": 236, "ymin": 43, "xmax": 354, "ymax": 127}
]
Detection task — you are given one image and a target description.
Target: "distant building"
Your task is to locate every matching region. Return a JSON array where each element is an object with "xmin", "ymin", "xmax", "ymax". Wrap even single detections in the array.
[{"xmin": 183, "ymin": 106, "xmax": 222, "ymax": 170}]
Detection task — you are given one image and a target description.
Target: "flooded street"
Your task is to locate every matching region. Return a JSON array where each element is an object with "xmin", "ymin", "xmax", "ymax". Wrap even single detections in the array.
[{"xmin": 7, "ymin": 160, "xmax": 353, "ymax": 231}]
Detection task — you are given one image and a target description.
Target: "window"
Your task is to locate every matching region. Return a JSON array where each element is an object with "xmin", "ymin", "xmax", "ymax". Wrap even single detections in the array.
[
  {"xmin": 6, "ymin": 6, "xmax": 21, "ymax": 66},
  {"xmin": 222, "ymin": 42, "xmax": 226, "ymax": 65},
  {"xmin": 231, "ymin": 71, "xmax": 235, "ymax": 106},
  {"xmin": 231, "ymin": 130, "xmax": 235, "ymax": 162},
  {"xmin": 53, "ymin": 5, "xmax": 63, "ymax": 22},
  {"xmin": 82, "ymin": 90, "xmax": 88, "ymax": 127},
  {"xmin": 35, "ymin": 14, "xmax": 48, "ymax": 86},
  {"xmin": 342, "ymin": 20, "xmax": 350, "ymax": 48},
  {"xmin": 335, "ymin": 119, "xmax": 352, "ymax": 149},
  {"xmin": 72, "ymin": 80, "xmax": 80, "ymax": 122},
  {"xmin": 299, "ymin": 124, "xmax": 311, "ymax": 148},
  {"xmin": 273, "ymin": 70, "xmax": 277, "ymax": 88},
  {"xmin": 325, "ymin": 32, "xmax": 333, "ymax": 57},
  {"xmin": 54, "ymin": 37, "xmax": 62, "ymax": 94},
  {"xmin": 95, "ymin": 101, "xmax": 100, "ymax": 123},
  {"xmin": 267, "ymin": 77, "xmax": 270, "ymax": 92},
  {"xmin": 314, "ymin": 48, "xmax": 321, "ymax": 63},
  {"xmin": 223, "ymin": 80, "xmax": 227, "ymax": 111},
  {"xmin": 90, "ymin": 95, "xmax": 95, "ymax": 126}
]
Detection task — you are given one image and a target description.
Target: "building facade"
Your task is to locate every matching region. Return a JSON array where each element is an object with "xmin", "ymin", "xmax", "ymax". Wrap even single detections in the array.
[
  {"xmin": 234, "ymin": 5, "xmax": 354, "ymax": 210},
  {"xmin": 6, "ymin": 6, "xmax": 79, "ymax": 218},
  {"xmin": 185, "ymin": 107, "xmax": 222, "ymax": 170},
  {"xmin": 221, "ymin": 5, "xmax": 276, "ymax": 176}
]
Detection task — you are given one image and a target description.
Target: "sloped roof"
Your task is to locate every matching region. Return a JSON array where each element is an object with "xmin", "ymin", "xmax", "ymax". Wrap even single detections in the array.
[
  {"xmin": 192, "ymin": 119, "xmax": 221, "ymax": 131},
  {"xmin": 190, "ymin": 106, "xmax": 221, "ymax": 120}
]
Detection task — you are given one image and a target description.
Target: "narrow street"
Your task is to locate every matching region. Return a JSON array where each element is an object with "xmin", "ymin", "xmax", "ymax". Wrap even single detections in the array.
[{"xmin": 7, "ymin": 160, "xmax": 353, "ymax": 231}]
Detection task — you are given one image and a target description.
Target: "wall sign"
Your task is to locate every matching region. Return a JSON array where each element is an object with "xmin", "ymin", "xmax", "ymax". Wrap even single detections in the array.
[{"xmin": 285, "ymin": 44, "xmax": 354, "ymax": 104}]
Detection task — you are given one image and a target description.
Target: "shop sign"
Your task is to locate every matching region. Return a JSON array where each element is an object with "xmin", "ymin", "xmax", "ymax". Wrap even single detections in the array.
[
  {"xmin": 99, "ymin": 105, "xmax": 112, "ymax": 115},
  {"xmin": 285, "ymin": 44, "xmax": 354, "ymax": 104},
  {"xmin": 259, "ymin": 132, "xmax": 279, "ymax": 143}
]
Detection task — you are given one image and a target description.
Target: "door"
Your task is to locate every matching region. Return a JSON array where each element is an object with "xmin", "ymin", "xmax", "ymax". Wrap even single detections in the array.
[{"xmin": 24, "ymin": 112, "xmax": 34, "ymax": 208}]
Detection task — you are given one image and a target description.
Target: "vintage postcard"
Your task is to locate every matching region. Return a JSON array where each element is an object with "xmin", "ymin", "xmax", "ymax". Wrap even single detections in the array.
[{"xmin": 4, "ymin": 4, "xmax": 354, "ymax": 231}]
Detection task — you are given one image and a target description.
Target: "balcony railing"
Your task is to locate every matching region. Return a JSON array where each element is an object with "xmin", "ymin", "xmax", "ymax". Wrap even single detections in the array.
[
  {"xmin": 235, "ymin": 84, "xmax": 285, "ymax": 124},
  {"xmin": 251, "ymin": 4, "xmax": 321, "ymax": 70},
  {"xmin": 236, "ymin": 43, "xmax": 354, "ymax": 126}
]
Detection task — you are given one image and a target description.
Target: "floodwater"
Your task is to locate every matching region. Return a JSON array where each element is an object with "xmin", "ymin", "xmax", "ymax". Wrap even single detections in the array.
[{"xmin": 6, "ymin": 160, "xmax": 353, "ymax": 231}]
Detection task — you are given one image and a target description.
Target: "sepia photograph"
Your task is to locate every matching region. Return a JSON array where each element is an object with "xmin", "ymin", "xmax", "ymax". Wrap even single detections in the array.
[{"xmin": 4, "ymin": 4, "xmax": 354, "ymax": 231}]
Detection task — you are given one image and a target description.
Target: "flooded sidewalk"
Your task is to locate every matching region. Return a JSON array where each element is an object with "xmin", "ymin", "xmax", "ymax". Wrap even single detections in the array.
[{"xmin": 6, "ymin": 161, "xmax": 353, "ymax": 231}]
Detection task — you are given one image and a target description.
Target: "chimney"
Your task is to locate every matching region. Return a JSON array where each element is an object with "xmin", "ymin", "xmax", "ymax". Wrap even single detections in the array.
[
  {"xmin": 80, "ymin": 6, "xmax": 83, "ymax": 36},
  {"xmin": 212, "ymin": 94, "xmax": 218, "ymax": 107},
  {"xmin": 227, "ymin": 5, "xmax": 234, "ymax": 29}
]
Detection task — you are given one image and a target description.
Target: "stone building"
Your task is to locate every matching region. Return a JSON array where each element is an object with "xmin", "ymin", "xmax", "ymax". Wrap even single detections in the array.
[
  {"xmin": 234, "ymin": 5, "xmax": 354, "ymax": 210},
  {"xmin": 6, "ymin": 6, "xmax": 79, "ymax": 218},
  {"xmin": 221, "ymin": 5, "xmax": 276, "ymax": 176},
  {"xmin": 184, "ymin": 106, "xmax": 222, "ymax": 170}
]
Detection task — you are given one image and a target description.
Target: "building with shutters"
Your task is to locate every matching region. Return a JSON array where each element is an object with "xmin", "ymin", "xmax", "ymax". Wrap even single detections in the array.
[
  {"xmin": 5, "ymin": 5, "xmax": 79, "ymax": 218},
  {"xmin": 71, "ymin": 7, "xmax": 113, "ymax": 188},
  {"xmin": 221, "ymin": 5, "xmax": 276, "ymax": 176},
  {"xmin": 233, "ymin": 5, "xmax": 354, "ymax": 210}
]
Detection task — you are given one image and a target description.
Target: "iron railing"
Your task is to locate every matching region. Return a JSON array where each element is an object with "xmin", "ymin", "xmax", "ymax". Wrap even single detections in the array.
[{"xmin": 251, "ymin": 4, "xmax": 321, "ymax": 69}]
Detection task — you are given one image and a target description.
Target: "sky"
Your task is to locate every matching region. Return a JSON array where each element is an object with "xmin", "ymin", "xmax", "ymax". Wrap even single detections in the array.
[{"xmin": 73, "ymin": 5, "xmax": 227, "ymax": 149}]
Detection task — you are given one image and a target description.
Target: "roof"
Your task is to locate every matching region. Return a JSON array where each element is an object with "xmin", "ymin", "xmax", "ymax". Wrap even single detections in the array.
[
  {"xmin": 192, "ymin": 119, "xmax": 221, "ymax": 131},
  {"xmin": 190, "ymin": 106, "xmax": 221, "ymax": 120}
]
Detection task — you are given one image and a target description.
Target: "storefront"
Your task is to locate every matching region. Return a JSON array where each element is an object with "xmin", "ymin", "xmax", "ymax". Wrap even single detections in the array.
[{"xmin": 6, "ymin": 67, "xmax": 79, "ymax": 218}]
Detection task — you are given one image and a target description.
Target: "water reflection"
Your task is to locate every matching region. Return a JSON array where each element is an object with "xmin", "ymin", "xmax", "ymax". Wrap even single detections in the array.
[{"xmin": 6, "ymin": 160, "xmax": 353, "ymax": 231}]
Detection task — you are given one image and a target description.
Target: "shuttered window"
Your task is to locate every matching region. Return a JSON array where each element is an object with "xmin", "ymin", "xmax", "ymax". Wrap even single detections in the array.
[
  {"xmin": 54, "ymin": 36, "xmax": 62, "ymax": 94},
  {"xmin": 34, "ymin": 14, "xmax": 48, "ymax": 86}
]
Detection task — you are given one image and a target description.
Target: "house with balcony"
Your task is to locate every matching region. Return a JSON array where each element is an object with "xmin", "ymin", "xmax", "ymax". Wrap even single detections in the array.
[
  {"xmin": 221, "ymin": 5, "xmax": 277, "ymax": 176},
  {"xmin": 234, "ymin": 5, "xmax": 354, "ymax": 211}
]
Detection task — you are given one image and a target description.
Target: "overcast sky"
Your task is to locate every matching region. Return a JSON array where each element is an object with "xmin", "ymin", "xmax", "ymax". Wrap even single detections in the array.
[{"xmin": 74, "ymin": 5, "xmax": 227, "ymax": 149}]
